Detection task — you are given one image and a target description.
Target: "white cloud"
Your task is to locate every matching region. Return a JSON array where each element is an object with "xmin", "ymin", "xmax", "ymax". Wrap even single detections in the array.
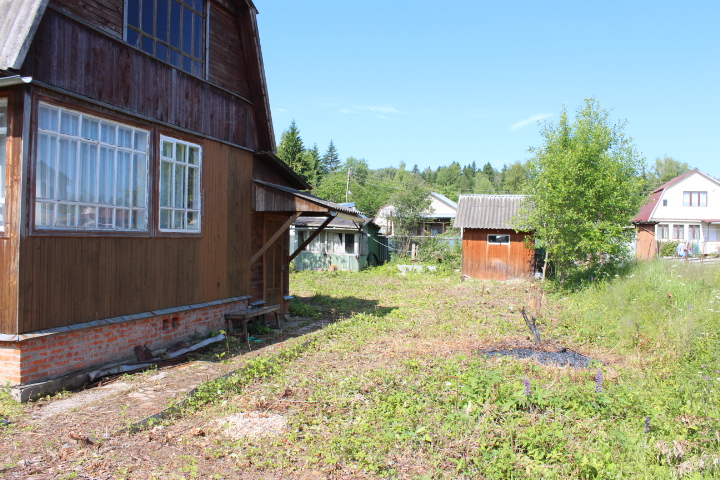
[
  {"xmin": 339, "ymin": 105, "xmax": 399, "ymax": 115},
  {"xmin": 356, "ymin": 105, "xmax": 399, "ymax": 114},
  {"xmin": 510, "ymin": 113, "xmax": 552, "ymax": 131}
]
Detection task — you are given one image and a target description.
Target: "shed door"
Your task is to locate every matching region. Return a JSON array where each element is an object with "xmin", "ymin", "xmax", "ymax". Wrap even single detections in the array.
[{"xmin": 263, "ymin": 215, "xmax": 285, "ymax": 306}]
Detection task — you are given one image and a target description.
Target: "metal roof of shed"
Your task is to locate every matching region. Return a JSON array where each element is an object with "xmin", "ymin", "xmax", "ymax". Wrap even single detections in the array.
[{"xmin": 455, "ymin": 195, "xmax": 528, "ymax": 229}]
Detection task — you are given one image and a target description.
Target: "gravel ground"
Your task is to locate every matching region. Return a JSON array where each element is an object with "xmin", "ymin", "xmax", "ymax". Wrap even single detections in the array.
[{"xmin": 478, "ymin": 347, "xmax": 596, "ymax": 369}]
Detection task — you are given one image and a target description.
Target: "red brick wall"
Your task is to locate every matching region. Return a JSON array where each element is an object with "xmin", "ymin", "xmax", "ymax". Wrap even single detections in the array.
[{"xmin": 0, "ymin": 298, "xmax": 248, "ymax": 385}]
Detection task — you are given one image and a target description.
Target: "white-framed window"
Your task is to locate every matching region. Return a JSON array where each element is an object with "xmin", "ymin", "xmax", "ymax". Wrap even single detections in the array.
[
  {"xmin": 488, "ymin": 234, "xmax": 510, "ymax": 245},
  {"xmin": 159, "ymin": 136, "xmax": 201, "ymax": 232},
  {"xmin": 125, "ymin": 0, "xmax": 205, "ymax": 77},
  {"xmin": 657, "ymin": 224, "xmax": 669, "ymax": 239},
  {"xmin": 35, "ymin": 103, "xmax": 149, "ymax": 231},
  {"xmin": 683, "ymin": 191, "xmax": 707, "ymax": 207},
  {"xmin": 0, "ymin": 98, "xmax": 7, "ymax": 232}
]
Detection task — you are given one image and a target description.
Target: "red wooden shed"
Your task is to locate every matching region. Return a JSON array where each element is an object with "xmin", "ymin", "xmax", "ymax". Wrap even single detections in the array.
[{"xmin": 455, "ymin": 195, "xmax": 535, "ymax": 280}]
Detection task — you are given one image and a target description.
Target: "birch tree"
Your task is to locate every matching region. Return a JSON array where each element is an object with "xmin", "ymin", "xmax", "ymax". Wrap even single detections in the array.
[{"xmin": 520, "ymin": 98, "xmax": 646, "ymax": 280}]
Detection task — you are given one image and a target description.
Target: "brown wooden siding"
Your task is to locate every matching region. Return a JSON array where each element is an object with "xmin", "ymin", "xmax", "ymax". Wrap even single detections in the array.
[
  {"xmin": 50, "ymin": 0, "xmax": 124, "ymax": 38},
  {"xmin": 461, "ymin": 228, "xmax": 534, "ymax": 281},
  {"xmin": 636, "ymin": 225, "xmax": 657, "ymax": 260},
  {"xmin": 254, "ymin": 185, "xmax": 332, "ymax": 214},
  {"xmin": 209, "ymin": 2, "xmax": 251, "ymax": 99},
  {"xmin": 21, "ymin": 8, "xmax": 259, "ymax": 151},
  {"xmin": 250, "ymin": 212, "xmax": 264, "ymax": 301},
  {"xmin": 0, "ymin": 89, "xmax": 25, "ymax": 335},
  {"xmin": 16, "ymin": 140, "xmax": 253, "ymax": 334}
]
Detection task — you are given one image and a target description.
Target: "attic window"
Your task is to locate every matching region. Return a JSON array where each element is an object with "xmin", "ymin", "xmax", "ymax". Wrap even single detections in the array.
[
  {"xmin": 683, "ymin": 191, "xmax": 707, "ymax": 207},
  {"xmin": 125, "ymin": 0, "xmax": 205, "ymax": 77}
]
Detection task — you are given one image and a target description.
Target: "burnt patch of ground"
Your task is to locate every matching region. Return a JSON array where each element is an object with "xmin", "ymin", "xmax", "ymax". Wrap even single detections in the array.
[{"xmin": 479, "ymin": 345, "xmax": 597, "ymax": 369}]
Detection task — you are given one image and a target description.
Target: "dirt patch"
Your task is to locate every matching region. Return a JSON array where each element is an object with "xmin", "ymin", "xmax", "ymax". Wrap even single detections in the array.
[{"xmin": 212, "ymin": 411, "xmax": 287, "ymax": 439}]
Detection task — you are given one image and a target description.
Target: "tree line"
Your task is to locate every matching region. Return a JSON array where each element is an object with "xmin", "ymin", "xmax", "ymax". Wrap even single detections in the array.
[
  {"xmin": 277, "ymin": 118, "xmax": 691, "ymax": 220},
  {"xmin": 277, "ymin": 98, "xmax": 701, "ymax": 282}
]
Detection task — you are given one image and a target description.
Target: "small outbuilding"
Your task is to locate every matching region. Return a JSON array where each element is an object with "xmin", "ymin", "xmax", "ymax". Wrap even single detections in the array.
[
  {"xmin": 455, "ymin": 195, "xmax": 535, "ymax": 280},
  {"xmin": 291, "ymin": 213, "xmax": 389, "ymax": 271}
]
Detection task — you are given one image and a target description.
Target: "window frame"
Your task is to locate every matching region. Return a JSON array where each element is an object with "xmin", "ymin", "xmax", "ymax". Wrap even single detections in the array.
[
  {"xmin": 657, "ymin": 224, "xmax": 669, "ymax": 240},
  {"xmin": 0, "ymin": 96, "xmax": 8, "ymax": 236},
  {"xmin": 688, "ymin": 225, "xmax": 701, "ymax": 240},
  {"xmin": 683, "ymin": 191, "xmax": 707, "ymax": 207},
  {"xmin": 124, "ymin": 0, "xmax": 207, "ymax": 78},
  {"xmin": 344, "ymin": 233, "xmax": 356, "ymax": 255},
  {"xmin": 32, "ymin": 100, "xmax": 152, "ymax": 236},
  {"xmin": 157, "ymin": 134, "xmax": 203, "ymax": 234},
  {"xmin": 672, "ymin": 224, "xmax": 684, "ymax": 240},
  {"xmin": 488, "ymin": 234, "xmax": 511, "ymax": 245}
]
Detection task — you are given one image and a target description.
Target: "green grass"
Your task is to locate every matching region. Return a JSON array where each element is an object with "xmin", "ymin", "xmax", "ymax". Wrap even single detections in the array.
[
  {"xmin": 6, "ymin": 261, "xmax": 719, "ymax": 478},
  {"xmin": 253, "ymin": 262, "xmax": 718, "ymax": 478}
]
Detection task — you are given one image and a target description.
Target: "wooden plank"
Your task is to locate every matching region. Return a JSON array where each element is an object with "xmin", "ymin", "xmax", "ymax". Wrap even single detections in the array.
[
  {"xmin": 250, "ymin": 212, "xmax": 300, "ymax": 265},
  {"xmin": 289, "ymin": 216, "xmax": 334, "ymax": 263}
]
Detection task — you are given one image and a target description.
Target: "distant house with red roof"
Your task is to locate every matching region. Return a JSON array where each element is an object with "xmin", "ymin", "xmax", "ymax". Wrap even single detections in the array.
[{"xmin": 633, "ymin": 169, "xmax": 720, "ymax": 259}]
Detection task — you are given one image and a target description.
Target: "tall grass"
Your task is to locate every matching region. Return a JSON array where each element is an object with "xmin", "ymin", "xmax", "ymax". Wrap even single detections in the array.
[{"xmin": 556, "ymin": 260, "xmax": 720, "ymax": 363}]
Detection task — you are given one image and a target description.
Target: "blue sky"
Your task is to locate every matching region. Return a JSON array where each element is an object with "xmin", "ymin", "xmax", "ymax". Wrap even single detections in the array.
[{"xmin": 256, "ymin": 1, "xmax": 719, "ymax": 177}]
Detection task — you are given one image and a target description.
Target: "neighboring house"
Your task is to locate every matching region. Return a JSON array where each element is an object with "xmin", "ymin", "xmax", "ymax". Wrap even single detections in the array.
[
  {"xmin": 0, "ymin": 0, "xmax": 359, "ymax": 394},
  {"xmin": 290, "ymin": 210, "xmax": 389, "ymax": 271},
  {"xmin": 374, "ymin": 191, "xmax": 457, "ymax": 236},
  {"xmin": 455, "ymin": 195, "xmax": 535, "ymax": 280},
  {"xmin": 633, "ymin": 169, "xmax": 720, "ymax": 260}
]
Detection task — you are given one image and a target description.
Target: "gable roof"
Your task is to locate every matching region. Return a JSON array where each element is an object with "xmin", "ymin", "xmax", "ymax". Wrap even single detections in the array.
[
  {"xmin": 430, "ymin": 192, "xmax": 458, "ymax": 210},
  {"xmin": 0, "ymin": 0, "xmax": 48, "ymax": 70},
  {"xmin": 633, "ymin": 169, "xmax": 720, "ymax": 223},
  {"xmin": 455, "ymin": 195, "xmax": 527, "ymax": 230}
]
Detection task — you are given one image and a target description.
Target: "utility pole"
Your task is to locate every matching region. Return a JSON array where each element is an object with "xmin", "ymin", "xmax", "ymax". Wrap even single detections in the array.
[{"xmin": 345, "ymin": 167, "xmax": 352, "ymax": 203}]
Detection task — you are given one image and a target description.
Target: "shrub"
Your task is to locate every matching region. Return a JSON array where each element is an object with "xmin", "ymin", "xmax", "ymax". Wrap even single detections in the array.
[{"xmin": 659, "ymin": 240, "xmax": 679, "ymax": 257}]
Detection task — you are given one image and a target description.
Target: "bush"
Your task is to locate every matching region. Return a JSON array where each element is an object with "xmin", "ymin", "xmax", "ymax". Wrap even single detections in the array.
[
  {"xmin": 659, "ymin": 240, "xmax": 679, "ymax": 257},
  {"xmin": 415, "ymin": 234, "xmax": 462, "ymax": 270}
]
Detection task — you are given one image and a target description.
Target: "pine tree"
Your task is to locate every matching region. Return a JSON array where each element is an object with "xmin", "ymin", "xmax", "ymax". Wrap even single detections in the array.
[
  {"xmin": 277, "ymin": 120, "xmax": 305, "ymax": 172},
  {"xmin": 300, "ymin": 145, "xmax": 320, "ymax": 187},
  {"xmin": 321, "ymin": 140, "xmax": 340, "ymax": 173}
]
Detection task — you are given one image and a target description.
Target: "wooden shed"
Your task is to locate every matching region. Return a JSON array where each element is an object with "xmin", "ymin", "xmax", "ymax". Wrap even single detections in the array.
[
  {"xmin": 0, "ymin": 0, "xmax": 360, "ymax": 392},
  {"xmin": 455, "ymin": 195, "xmax": 535, "ymax": 280}
]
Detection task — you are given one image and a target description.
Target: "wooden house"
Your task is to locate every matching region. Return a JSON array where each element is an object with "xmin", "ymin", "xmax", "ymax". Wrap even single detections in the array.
[
  {"xmin": 633, "ymin": 169, "xmax": 720, "ymax": 260},
  {"xmin": 291, "ymin": 210, "xmax": 389, "ymax": 271},
  {"xmin": 455, "ymin": 195, "xmax": 535, "ymax": 280},
  {"xmin": 0, "ymin": 0, "xmax": 360, "ymax": 394}
]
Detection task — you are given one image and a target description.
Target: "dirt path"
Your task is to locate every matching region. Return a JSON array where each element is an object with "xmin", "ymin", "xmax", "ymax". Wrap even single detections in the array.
[{"xmin": 0, "ymin": 318, "xmax": 336, "ymax": 479}]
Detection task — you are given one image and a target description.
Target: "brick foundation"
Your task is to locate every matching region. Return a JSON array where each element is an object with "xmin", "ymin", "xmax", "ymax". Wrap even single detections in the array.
[{"xmin": 0, "ymin": 297, "xmax": 249, "ymax": 386}]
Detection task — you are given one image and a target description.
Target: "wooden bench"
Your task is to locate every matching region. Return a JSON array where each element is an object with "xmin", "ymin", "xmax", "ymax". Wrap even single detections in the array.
[{"xmin": 224, "ymin": 303, "xmax": 282, "ymax": 340}]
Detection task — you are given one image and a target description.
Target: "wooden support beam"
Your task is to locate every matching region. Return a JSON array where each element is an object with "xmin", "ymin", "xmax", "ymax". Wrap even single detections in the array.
[
  {"xmin": 288, "ymin": 215, "xmax": 335, "ymax": 263},
  {"xmin": 250, "ymin": 212, "xmax": 301, "ymax": 265}
]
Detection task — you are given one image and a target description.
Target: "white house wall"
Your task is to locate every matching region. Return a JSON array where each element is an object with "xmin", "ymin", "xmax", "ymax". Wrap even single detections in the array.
[
  {"xmin": 649, "ymin": 171, "xmax": 720, "ymax": 255},
  {"xmin": 427, "ymin": 196, "xmax": 456, "ymax": 217},
  {"xmin": 652, "ymin": 172, "xmax": 720, "ymax": 221}
]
